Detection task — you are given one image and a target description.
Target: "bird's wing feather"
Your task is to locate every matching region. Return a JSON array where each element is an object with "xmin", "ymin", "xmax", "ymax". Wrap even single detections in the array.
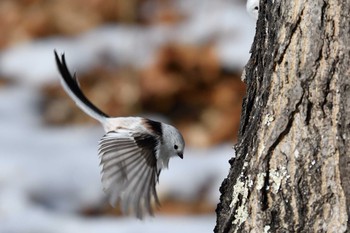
[{"xmin": 98, "ymin": 130, "xmax": 160, "ymax": 218}]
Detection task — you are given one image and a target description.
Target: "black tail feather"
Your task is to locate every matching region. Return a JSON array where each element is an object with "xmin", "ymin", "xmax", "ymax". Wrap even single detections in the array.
[{"xmin": 54, "ymin": 50, "xmax": 109, "ymax": 119}]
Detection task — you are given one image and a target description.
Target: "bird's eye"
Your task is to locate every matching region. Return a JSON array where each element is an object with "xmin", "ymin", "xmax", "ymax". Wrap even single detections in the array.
[{"xmin": 174, "ymin": 145, "xmax": 178, "ymax": 150}]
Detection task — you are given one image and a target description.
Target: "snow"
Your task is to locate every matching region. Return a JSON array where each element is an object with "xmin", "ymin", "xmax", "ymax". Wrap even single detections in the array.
[
  {"xmin": 1, "ymin": 213, "xmax": 215, "ymax": 233},
  {"xmin": 0, "ymin": 0, "xmax": 254, "ymax": 232},
  {"xmin": 0, "ymin": 0, "xmax": 255, "ymax": 85},
  {"xmin": 0, "ymin": 86, "xmax": 233, "ymax": 232}
]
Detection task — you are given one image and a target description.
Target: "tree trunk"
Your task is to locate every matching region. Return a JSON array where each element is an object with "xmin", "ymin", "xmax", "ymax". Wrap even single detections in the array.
[{"xmin": 215, "ymin": 0, "xmax": 349, "ymax": 232}]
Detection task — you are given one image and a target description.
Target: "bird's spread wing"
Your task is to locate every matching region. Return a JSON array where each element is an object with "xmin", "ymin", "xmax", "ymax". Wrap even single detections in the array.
[{"xmin": 98, "ymin": 130, "xmax": 160, "ymax": 218}]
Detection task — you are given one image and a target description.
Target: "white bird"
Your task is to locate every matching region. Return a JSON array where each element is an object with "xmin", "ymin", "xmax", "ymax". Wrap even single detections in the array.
[
  {"xmin": 54, "ymin": 51, "xmax": 185, "ymax": 219},
  {"xmin": 246, "ymin": 0, "xmax": 259, "ymax": 19}
]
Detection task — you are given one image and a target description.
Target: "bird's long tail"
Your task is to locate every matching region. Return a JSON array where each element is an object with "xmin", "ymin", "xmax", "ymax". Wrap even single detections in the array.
[{"xmin": 54, "ymin": 50, "xmax": 109, "ymax": 124}]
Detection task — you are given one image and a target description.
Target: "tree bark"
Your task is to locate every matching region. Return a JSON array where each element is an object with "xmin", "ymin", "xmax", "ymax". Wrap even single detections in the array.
[{"xmin": 215, "ymin": 0, "xmax": 350, "ymax": 232}]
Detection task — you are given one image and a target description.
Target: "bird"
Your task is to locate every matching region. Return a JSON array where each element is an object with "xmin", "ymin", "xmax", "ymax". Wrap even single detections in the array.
[
  {"xmin": 54, "ymin": 51, "xmax": 185, "ymax": 219},
  {"xmin": 246, "ymin": 0, "xmax": 259, "ymax": 19}
]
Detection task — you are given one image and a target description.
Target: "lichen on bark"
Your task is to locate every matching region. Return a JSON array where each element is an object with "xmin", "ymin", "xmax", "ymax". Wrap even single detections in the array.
[{"xmin": 215, "ymin": 0, "xmax": 350, "ymax": 232}]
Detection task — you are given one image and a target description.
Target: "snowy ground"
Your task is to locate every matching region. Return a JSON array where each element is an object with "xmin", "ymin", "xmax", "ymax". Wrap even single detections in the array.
[
  {"xmin": 0, "ymin": 0, "xmax": 256, "ymax": 85},
  {"xmin": 0, "ymin": 86, "xmax": 233, "ymax": 232},
  {"xmin": 0, "ymin": 1, "xmax": 255, "ymax": 232}
]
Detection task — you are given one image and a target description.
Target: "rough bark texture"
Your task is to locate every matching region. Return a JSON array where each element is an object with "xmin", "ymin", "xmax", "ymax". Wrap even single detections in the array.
[{"xmin": 215, "ymin": 0, "xmax": 349, "ymax": 232}]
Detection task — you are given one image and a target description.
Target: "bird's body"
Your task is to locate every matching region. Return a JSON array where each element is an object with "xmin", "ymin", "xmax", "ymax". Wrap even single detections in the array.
[
  {"xmin": 103, "ymin": 116, "xmax": 180, "ymax": 169},
  {"xmin": 54, "ymin": 51, "xmax": 185, "ymax": 218}
]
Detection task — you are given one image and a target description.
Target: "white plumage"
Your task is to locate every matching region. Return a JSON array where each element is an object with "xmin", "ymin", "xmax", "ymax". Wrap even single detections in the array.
[
  {"xmin": 246, "ymin": 0, "xmax": 259, "ymax": 19},
  {"xmin": 54, "ymin": 51, "xmax": 185, "ymax": 218}
]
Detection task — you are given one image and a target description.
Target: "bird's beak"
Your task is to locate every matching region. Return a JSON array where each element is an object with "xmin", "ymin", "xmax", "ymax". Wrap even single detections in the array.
[{"xmin": 177, "ymin": 152, "xmax": 183, "ymax": 159}]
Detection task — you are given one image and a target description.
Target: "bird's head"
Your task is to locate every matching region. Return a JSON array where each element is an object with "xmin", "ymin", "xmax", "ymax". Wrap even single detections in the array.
[{"xmin": 162, "ymin": 124, "xmax": 185, "ymax": 159}]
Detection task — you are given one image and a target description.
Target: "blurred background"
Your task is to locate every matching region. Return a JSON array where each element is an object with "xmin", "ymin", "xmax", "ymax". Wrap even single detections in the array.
[{"xmin": 0, "ymin": 0, "xmax": 255, "ymax": 232}]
